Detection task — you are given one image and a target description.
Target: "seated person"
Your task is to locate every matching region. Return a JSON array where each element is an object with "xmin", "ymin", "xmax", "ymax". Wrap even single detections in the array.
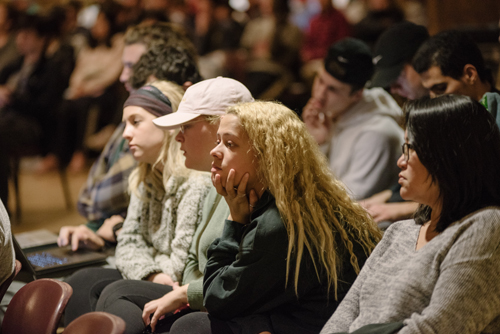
[
  {"xmin": 63, "ymin": 81, "xmax": 211, "ymax": 325},
  {"xmin": 0, "ymin": 13, "xmax": 74, "ymax": 205},
  {"xmin": 150, "ymin": 100, "xmax": 381, "ymax": 334},
  {"xmin": 302, "ymin": 38, "xmax": 403, "ymax": 200},
  {"xmin": 0, "ymin": 199, "xmax": 15, "ymax": 286},
  {"xmin": 57, "ymin": 22, "xmax": 201, "ymax": 251},
  {"xmin": 370, "ymin": 21, "xmax": 429, "ymax": 100},
  {"xmin": 413, "ymin": 30, "xmax": 500, "ymax": 124},
  {"xmin": 51, "ymin": 2, "xmax": 125, "ymax": 173},
  {"xmin": 321, "ymin": 95, "xmax": 500, "ymax": 334},
  {"xmin": 86, "ymin": 77, "xmax": 253, "ymax": 334},
  {"xmin": 363, "ymin": 29, "xmax": 500, "ymax": 226}
]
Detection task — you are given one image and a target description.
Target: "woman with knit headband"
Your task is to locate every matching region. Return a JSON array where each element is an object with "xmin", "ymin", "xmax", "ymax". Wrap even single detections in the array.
[{"xmin": 63, "ymin": 81, "xmax": 212, "ymax": 327}]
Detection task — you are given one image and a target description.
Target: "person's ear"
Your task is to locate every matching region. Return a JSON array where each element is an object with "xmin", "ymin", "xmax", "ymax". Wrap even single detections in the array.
[
  {"xmin": 462, "ymin": 64, "xmax": 479, "ymax": 85},
  {"xmin": 182, "ymin": 81, "xmax": 193, "ymax": 91},
  {"xmin": 351, "ymin": 88, "xmax": 364, "ymax": 100},
  {"xmin": 146, "ymin": 74, "xmax": 158, "ymax": 84}
]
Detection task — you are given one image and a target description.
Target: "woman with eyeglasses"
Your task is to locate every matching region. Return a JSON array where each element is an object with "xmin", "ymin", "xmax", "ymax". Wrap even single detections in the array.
[{"xmin": 321, "ymin": 94, "xmax": 500, "ymax": 334}]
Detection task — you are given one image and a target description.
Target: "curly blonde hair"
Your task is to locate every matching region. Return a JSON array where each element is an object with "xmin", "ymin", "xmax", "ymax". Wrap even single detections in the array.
[
  {"xmin": 226, "ymin": 101, "xmax": 381, "ymax": 297},
  {"xmin": 128, "ymin": 81, "xmax": 188, "ymax": 199}
]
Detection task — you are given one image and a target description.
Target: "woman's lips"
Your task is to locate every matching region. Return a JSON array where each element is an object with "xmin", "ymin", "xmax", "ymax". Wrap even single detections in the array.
[{"xmin": 211, "ymin": 163, "xmax": 221, "ymax": 173}]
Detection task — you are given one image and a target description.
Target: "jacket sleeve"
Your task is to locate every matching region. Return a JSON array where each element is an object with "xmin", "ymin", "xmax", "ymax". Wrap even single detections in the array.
[
  {"xmin": 77, "ymin": 125, "xmax": 136, "ymax": 222},
  {"xmin": 203, "ymin": 217, "xmax": 289, "ymax": 319},
  {"xmin": 154, "ymin": 175, "xmax": 210, "ymax": 283},
  {"xmin": 115, "ymin": 190, "xmax": 162, "ymax": 280}
]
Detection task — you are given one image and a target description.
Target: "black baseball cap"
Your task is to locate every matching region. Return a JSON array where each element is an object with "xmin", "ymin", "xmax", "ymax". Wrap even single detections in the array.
[
  {"xmin": 324, "ymin": 37, "xmax": 374, "ymax": 87},
  {"xmin": 371, "ymin": 21, "xmax": 429, "ymax": 88}
]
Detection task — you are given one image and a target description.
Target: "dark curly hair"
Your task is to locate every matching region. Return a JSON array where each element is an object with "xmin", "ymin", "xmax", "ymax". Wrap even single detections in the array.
[{"xmin": 131, "ymin": 42, "xmax": 202, "ymax": 88}]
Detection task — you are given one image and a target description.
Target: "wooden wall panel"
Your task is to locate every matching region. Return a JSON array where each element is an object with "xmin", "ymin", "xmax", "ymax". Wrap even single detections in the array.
[{"xmin": 426, "ymin": 0, "xmax": 500, "ymax": 35}]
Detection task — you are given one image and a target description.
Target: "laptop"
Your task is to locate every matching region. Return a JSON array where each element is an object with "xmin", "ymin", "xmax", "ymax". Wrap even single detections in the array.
[
  {"xmin": 15, "ymin": 229, "xmax": 59, "ymax": 251},
  {"xmin": 13, "ymin": 234, "xmax": 108, "ymax": 281}
]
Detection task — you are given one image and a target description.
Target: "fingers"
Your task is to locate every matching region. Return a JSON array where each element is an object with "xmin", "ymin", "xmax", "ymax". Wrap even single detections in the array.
[
  {"xmin": 225, "ymin": 169, "xmax": 236, "ymax": 196},
  {"xmin": 213, "ymin": 174, "xmax": 227, "ymax": 196},
  {"xmin": 249, "ymin": 189, "xmax": 259, "ymax": 211},
  {"xmin": 237, "ymin": 173, "xmax": 250, "ymax": 197},
  {"xmin": 57, "ymin": 226, "xmax": 74, "ymax": 247},
  {"xmin": 70, "ymin": 231, "xmax": 82, "ymax": 251},
  {"xmin": 142, "ymin": 301, "xmax": 156, "ymax": 326},
  {"xmin": 150, "ymin": 310, "xmax": 162, "ymax": 332}
]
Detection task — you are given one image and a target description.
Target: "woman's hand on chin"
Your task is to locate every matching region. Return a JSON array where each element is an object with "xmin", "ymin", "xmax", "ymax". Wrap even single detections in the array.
[
  {"xmin": 214, "ymin": 170, "xmax": 259, "ymax": 224},
  {"xmin": 142, "ymin": 284, "xmax": 189, "ymax": 332}
]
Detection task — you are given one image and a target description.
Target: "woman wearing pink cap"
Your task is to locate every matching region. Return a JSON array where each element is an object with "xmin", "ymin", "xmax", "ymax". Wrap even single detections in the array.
[
  {"xmin": 63, "ymin": 81, "xmax": 211, "ymax": 329},
  {"xmin": 92, "ymin": 77, "xmax": 254, "ymax": 333}
]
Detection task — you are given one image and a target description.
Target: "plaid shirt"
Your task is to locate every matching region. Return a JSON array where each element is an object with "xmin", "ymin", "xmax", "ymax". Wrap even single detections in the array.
[{"xmin": 77, "ymin": 123, "xmax": 137, "ymax": 228}]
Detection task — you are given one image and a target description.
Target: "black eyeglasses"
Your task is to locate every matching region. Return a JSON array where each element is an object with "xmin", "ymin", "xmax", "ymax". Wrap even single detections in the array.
[{"xmin": 401, "ymin": 143, "xmax": 414, "ymax": 163}]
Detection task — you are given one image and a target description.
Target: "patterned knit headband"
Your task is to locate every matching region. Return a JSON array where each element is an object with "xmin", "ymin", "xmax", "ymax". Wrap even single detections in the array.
[{"xmin": 123, "ymin": 85, "xmax": 173, "ymax": 117}]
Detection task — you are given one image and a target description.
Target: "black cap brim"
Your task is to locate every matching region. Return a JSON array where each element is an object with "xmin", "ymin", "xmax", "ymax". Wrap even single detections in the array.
[{"xmin": 370, "ymin": 62, "xmax": 405, "ymax": 89}]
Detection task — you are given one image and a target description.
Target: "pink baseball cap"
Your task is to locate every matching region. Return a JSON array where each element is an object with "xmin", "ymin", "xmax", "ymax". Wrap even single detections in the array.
[{"xmin": 153, "ymin": 77, "xmax": 254, "ymax": 129}]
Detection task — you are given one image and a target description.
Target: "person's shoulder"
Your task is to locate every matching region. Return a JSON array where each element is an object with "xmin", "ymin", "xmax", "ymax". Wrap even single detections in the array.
[
  {"xmin": 169, "ymin": 172, "xmax": 211, "ymax": 196},
  {"xmin": 186, "ymin": 172, "xmax": 212, "ymax": 187},
  {"xmin": 253, "ymin": 197, "xmax": 287, "ymax": 237},
  {"xmin": 456, "ymin": 207, "xmax": 500, "ymax": 239},
  {"xmin": 438, "ymin": 207, "xmax": 500, "ymax": 262},
  {"xmin": 383, "ymin": 219, "xmax": 419, "ymax": 240}
]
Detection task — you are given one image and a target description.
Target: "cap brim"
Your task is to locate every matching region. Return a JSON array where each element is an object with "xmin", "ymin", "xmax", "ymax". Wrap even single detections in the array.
[
  {"xmin": 153, "ymin": 112, "xmax": 201, "ymax": 129},
  {"xmin": 370, "ymin": 63, "xmax": 405, "ymax": 89}
]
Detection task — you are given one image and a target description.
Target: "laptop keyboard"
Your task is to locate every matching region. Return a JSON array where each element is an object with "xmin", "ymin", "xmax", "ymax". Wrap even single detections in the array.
[{"xmin": 28, "ymin": 252, "xmax": 69, "ymax": 268}]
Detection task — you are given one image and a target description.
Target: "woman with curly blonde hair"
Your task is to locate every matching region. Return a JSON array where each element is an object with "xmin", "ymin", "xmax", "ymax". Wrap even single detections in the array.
[{"xmin": 168, "ymin": 100, "xmax": 381, "ymax": 334}]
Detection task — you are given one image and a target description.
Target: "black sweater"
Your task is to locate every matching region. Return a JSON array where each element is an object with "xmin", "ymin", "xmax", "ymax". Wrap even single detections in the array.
[{"xmin": 203, "ymin": 192, "xmax": 368, "ymax": 334}]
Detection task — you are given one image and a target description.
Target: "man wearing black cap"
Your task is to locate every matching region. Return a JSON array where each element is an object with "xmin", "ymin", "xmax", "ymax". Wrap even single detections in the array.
[
  {"xmin": 371, "ymin": 21, "xmax": 429, "ymax": 100},
  {"xmin": 303, "ymin": 37, "xmax": 403, "ymax": 200}
]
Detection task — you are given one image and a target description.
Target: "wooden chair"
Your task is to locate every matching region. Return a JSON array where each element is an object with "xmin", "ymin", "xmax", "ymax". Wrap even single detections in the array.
[
  {"xmin": 0, "ymin": 259, "xmax": 21, "ymax": 303},
  {"xmin": 2, "ymin": 278, "xmax": 73, "ymax": 334},
  {"xmin": 63, "ymin": 312, "xmax": 126, "ymax": 334},
  {"xmin": 10, "ymin": 155, "xmax": 72, "ymax": 219}
]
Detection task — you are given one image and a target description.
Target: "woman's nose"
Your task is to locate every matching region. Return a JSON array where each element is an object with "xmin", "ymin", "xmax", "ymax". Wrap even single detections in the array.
[
  {"xmin": 210, "ymin": 145, "xmax": 221, "ymax": 159},
  {"xmin": 396, "ymin": 153, "xmax": 406, "ymax": 169},
  {"xmin": 122, "ymin": 124, "xmax": 132, "ymax": 140},
  {"xmin": 175, "ymin": 130, "xmax": 184, "ymax": 143}
]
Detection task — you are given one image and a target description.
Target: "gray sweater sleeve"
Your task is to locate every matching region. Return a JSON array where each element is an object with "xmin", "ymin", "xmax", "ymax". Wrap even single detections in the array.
[
  {"xmin": 320, "ymin": 222, "xmax": 402, "ymax": 333},
  {"xmin": 400, "ymin": 209, "xmax": 500, "ymax": 334},
  {"xmin": 321, "ymin": 208, "xmax": 500, "ymax": 334}
]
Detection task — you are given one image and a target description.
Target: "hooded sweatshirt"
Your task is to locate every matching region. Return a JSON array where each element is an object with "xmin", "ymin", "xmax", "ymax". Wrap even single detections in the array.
[
  {"xmin": 481, "ymin": 91, "xmax": 500, "ymax": 130},
  {"xmin": 322, "ymin": 87, "xmax": 404, "ymax": 200}
]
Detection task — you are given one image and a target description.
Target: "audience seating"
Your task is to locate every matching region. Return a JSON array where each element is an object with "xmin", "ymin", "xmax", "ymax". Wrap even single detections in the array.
[
  {"xmin": 10, "ymin": 153, "xmax": 72, "ymax": 219},
  {"xmin": 1, "ymin": 278, "xmax": 73, "ymax": 334},
  {"xmin": 63, "ymin": 312, "xmax": 126, "ymax": 334}
]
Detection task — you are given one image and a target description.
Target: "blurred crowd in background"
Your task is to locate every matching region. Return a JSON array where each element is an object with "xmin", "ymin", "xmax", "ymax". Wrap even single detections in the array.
[{"xmin": 0, "ymin": 0, "xmax": 496, "ymax": 184}]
